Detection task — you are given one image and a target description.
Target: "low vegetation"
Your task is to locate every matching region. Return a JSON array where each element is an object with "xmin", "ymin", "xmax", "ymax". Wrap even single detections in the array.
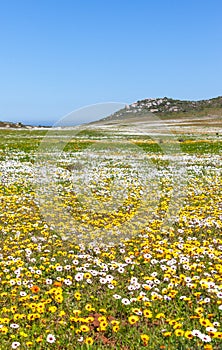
[{"xmin": 0, "ymin": 128, "xmax": 221, "ymax": 349}]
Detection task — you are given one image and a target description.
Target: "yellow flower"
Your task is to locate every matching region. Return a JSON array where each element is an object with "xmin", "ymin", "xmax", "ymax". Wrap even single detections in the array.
[
  {"xmin": 141, "ymin": 334, "xmax": 150, "ymax": 342},
  {"xmin": 73, "ymin": 310, "xmax": 81, "ymax": 316},
  {"xmin": 48, "ymin": 306, "xmax": 57, "ymax": 313},
  {"xmin": 195, "ymin": 307, "xmax": 204, "ymax": 314},
  {"xmin": 98, "ymin": 316, "xmax": 107, "ymax": 322},
  {"xmin": 85, "ymin": 337, "xmax": 93, "ymax": 345},
  {"xmin": 20, "ymin": 331, "xmax": 28, "ymax": 337},
  {"xmin": 112, "ymin": 325, "xmax": 119, "ymax": 332},
  {"xmin": 84, "ymin": 272, "xmax": 91, "ymax": 279},
  {"xmin": 85, "ymin": 303, "xmax": 93, "ymax": 311},
  {"xmin": 143, "ymin": 309, "xmax": 153, "ymax": 318},
  {"xmin": 128, "ymin": 315, "xmax": 139, "ymax": 325},
  {"xmin": 80, "ymin": 325, "xmax": 90, "ymax": 332},
  {"xmin": 55, "ymin": 295, "xmax": 63, "ymax": 303},
  {"xmin": 59, "ymin": 310, "xmax": 66, "ymax": 317},
  {"xmin": 173, "ymin": 323, "xmax": 182, "ymax": 330},
  {"xmin": 184, "ymin": 330, "xmax": 193, "ymax": 339},
  {"xmin": 99, "ymin": 308, "xmax": 106, "ymax": 313},
  {"xmin": 199, "ymin": 318, "xmax": 212, "ymax": 327},
  {"xmin": 175, "ymin": 329, "xmax": 184, "ymax": 337},
  {"xmin": 36, "ymin": 336, "xmax": 43, "ymax": 343},
  {"xmin": 213, "ymin": 332, "xmax": 222, "ymax": 339},
  {"xmin": 26, "ymin": 342, "xmax": 33, "ymax": 347},
  {"xmin": 0, "ymin": 326, "xmax": 8, "ymax": 334},
  {"xmin": 163, "ymin": 332, "xmax": 172, "ymax": 337},
  {"xmin": 204, "ymin": 345, "xmax": 213, "ymax": 350},
  {"xmin": 74, "ymin": 292, "xmax": 81, "ymax": 300}
]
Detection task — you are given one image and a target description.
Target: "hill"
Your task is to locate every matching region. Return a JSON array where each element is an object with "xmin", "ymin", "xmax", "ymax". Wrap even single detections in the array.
[
  {"xmin": 96, "ymin": 96, "xmax": 222, "ymax": 123},
  {"xmin": 88, "ymin": 96, "xmax": 222, "ymax": 135},
  {"xmin": 0, "ymin": 121, "xmax": 31, "ymax": 129}
]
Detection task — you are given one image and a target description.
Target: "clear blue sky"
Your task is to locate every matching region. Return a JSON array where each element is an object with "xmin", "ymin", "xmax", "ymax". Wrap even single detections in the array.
[{"xmin": 0, "ymin": 0, "xmax": 222, "ymax": 125}]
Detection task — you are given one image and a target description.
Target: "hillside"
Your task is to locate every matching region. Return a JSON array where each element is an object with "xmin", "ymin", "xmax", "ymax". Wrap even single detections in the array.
[
  {"xmin": 88, "ymin": 96, "xmax": 222, "ymax": 135},
  {"xmin": 0, "ymin": 121, "xmax": 31, "ymax": 128},
  {"xmin": 97, "ymin": 96, "xmax": 222, "ymax": 123}
]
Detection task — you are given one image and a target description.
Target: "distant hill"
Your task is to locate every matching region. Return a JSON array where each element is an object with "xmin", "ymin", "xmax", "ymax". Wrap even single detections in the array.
[
  {"xmin": 0, "ymin": 121, "xmax": 32, "ymax": 129},
  {"xmin": 96, "ymin": 96, "xmax": 222, "ymax": 123}
]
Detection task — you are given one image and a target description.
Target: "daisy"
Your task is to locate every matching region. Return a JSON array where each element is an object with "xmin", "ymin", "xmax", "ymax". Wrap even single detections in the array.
[
  {"xmin": 46, "ymin": 334, "xmax": 56, "ymax": 343},
  {"xmin": 192, "ymin": 329, "xmax": 202, "ymax": 337},
  {"xmin": 45, "ymin": 279, "xmax": 53, "ymax": 285},
  {"xmin": 200, "ymin": 334, "xmax": 211, "ymax": 342},
  {"xmin": 121, "ymin": 298, "xmax": 130, "ymax": 305},
  {"xmin": 75, "ymin": 273, "xmax": 84, "ymax": 281},
  {"xmin": 10, "ymin": 323, "xmax": 19, "ymax": 329},
  {"xmin": 113, "ymin": 294, "xmax": 121, "ymax": 299}
]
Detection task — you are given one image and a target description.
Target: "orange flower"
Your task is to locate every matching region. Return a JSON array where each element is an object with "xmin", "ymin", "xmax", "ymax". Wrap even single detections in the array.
[
  {"xmin": 31, "ymin": 285, "xmax": 40, "ymax": 293},
  {"xmin": 53, "ymin": 281, "xmax": 63, "ymax": 287}
]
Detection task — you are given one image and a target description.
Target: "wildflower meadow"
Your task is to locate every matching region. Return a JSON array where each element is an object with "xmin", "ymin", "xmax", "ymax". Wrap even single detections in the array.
[{"xmin": 0, "ymin": 128, "xmax": 221, "ymax": 350}]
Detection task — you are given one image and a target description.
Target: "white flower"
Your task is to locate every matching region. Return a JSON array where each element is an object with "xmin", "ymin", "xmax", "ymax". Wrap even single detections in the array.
[
  {"xmin": 20, "ymin": 291, "xmax": 27, "ymax": 296},
  {"xmin": 128, "ymin": 285, "xmax": 135, "ymax": 291},
  {"xmin": 200, "ymin": 334, "xmax": 211, "ymax": 342},
  {"xmin": 77, "ymin": 336, "xmax": 83, "ymax": 342},
  {"xmin": 118, "ymin": 267, "xmax": 125, "ymax": 273},
  {"xmin": 192, "ymin": 329, "xmax": 202, "ymax": 337},
  {"xmin": 143, "ymin": 254, "xmax": 151, "ymax": 259},
  {"xmin": 99, "ymin": 277, "xmax": 107, "ymax": 284},
  {"xmin": 185, "ymin": 277, "xmax": 192, "ymax": 283},
  {"xmin": 113, "ymin": 294, "xmax": 121, "ymax": 300},
  {"xmin": 130, "ymin": 297, "xmax": 137, "ymax": 303},
  {"xmin": 72, "ymin": 259, "xmax": 79, "ymax": 265},
  {"xmin": 10, "ymin": 323, "xmax": 19, "ymax": 329},
  {"xmin": 56, "ymin": 266, "xmax": 63, "ymax": 272},
  {"xmin": 64, "ymin": 279, "xmax": 72, "ymax": 286},
  {"xmin": 206, "ymin": 326, "xmax": 217, "ymax": 333},
  {"xmin": 135, "ymin": 309, "xmax": 143, "ymax": 315},
  {"xmin": 121, "ymin": 298, "xmax": 130, "ymax": 305},
  {"xmin": 106, "ymin": 275, "xmax": 114, "ymax": 282},
  {"xmin": 90, "ymin": 270, "xmax": 98, "ymax": 276},
  {"xmin": 130, "ymin": 277, "xmax": 138, "ymax": 283},
  {"xmin": 151, "ymin": 259, "xmax": 158, "ymax": 264},
  {"xmin": 11, "ymin": 342, "xmax": 20, "ymax": 349},
  {"xmin": 151, "ymin": 272, "xmax": 158, "ymax": 277},
  {"xmin": 46, "ymin": 334, "xmax": 56, "ymax": 343},
  {"xmin": 75, "ymin": 273, "xmax": 84, "ymax": 281},
  {"xmin": 108, "ymin": 284, "xmax": 114, "ymax": 289},
  {"xmin": 204, "ymin": 297, "xmax": 211, "ymax": 303},
  {"xmin": 46, "ymin": 278, "xmax": 53, "ymax": 285}
]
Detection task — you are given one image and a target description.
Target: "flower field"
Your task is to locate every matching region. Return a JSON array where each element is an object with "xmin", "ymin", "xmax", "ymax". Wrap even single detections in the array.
[{"xmin": 0, "ymin": 129, "xmax": 221, "ymax": 349}]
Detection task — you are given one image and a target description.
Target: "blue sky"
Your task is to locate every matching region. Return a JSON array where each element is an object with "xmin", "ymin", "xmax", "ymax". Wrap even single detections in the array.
[{"xmin": 0, "ymin": 0, "xmax": 222, "ymax": 125}]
